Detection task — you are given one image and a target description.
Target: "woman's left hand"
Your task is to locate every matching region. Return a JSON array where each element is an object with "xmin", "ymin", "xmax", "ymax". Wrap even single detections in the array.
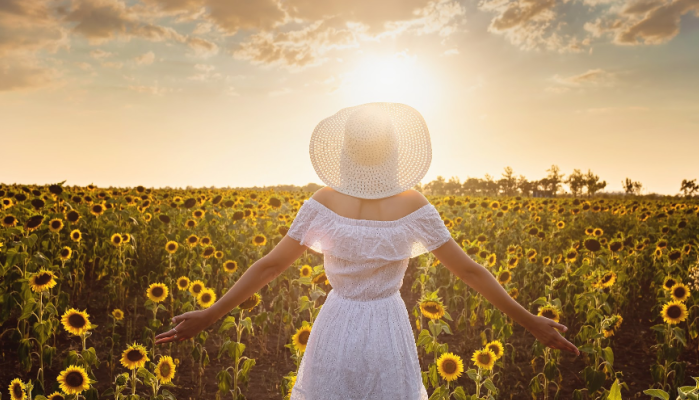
[{"xmin": 155, "ymin": 309, "xmax": 216, "ymax": 345}]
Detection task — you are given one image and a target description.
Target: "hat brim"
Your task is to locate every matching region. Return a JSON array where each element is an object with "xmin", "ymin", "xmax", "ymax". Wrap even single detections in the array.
[{"xmin": 309, "ymin": 102, "xmax": 432, "ymax": 200}]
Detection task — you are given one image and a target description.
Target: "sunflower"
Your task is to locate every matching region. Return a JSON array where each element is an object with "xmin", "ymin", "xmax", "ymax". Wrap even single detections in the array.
[
  {"xmin": 9, "ymin": 378, "xmax": 26, "ymax": 400},
  {"xmin": 537, "ymin": 305, "xmax": 560, "ymax": 323},
  {"xmin": 25, "ymin": 215, "xmax": 44, "ymax": 231},
  {"xmin": 147, "ymin": 283, "xmax": 169, "ymax": 303},
  {"xmin": 2, "ymin": 198, "xmax": 14, "ymax": 209},
  {"xmin": 506, "ymin": 256, "xmax": 519, "ymax": 269},
  {"xmin": 65, "ymin": 210, "xmax": 80, "ymax": 223},
  {"xmin": 2, "ymin": 214, "xmax": 18, "ymax": 227},
  {"xmin": 661, "ymin": 300, "xmax": 688, "ymax": 325},
  {"xmin": 602, "ymin": 314, "xmax": 623, "ymax": 338},
  {"xmin": 144, "ymin": 213, "xmax": 152, "ymax": 222},
  {"xmin": 186, "ymin": 234, "xmax": 199, "ymax": 247},
  {"xmin": 155, "ymin": 355, "xmax": 177, "ymax": 384},
  {"xmin": 252, "ymin": 234, "xmax": 267, "ymax": 246},
  {"xmin": 486, "ymin": 253, "xmax": 497, "ymax": 267},
  {"xmin": 508, "ymin": 287, "xmax": 519, "ymax": 299},
  {"xmin": 110, "ymin": 233, "xmax": 123, "ymax": 246},
  {"xmin": 46, "ymin": 392, "xmax": 66, "ymax": 400},
  {"xmin": 120, "ymin": 343, "xmax": 150, "ymax": 370},
  {"xmin": 200, "ymin": 236, "xmax": 212, "ymax": 246},
  {"xmin": 165, "ymin": 240, "xmax": 178, "ymax": 254},
  {"xmin": 70, "ymin": 229, "xmax": 82, "ymax": 242},
  {"xmin": 121, "ymin": 233, "xmax": 130, "ymax": 243},
  {"xmin": 485, "ymin": 340, "xmax": 505, "ymax": 360},
  {"xmin": 556, "ymin": 221, "xmax": 565, "ymax": 229},
  {"xmin": 185, "ymin": 219, "xmax": 197, "ymax": 228},
  {"xmin": 497, "ymin": 270, "xmax": 512, "ymax": 285},
  {"xmin": 662, "ymin": 276, "xmax": 677, "ymax": 291},
  {"xmin": 299, "ymin": 265, "xmax": 313, "ymax": 278},
  {"xmin": 239, "ymin": 293, "xmax": 261, "ymax": 311},
  {"xmin": 48, "ymin": 218, "xmax": 64, "ymax": 233},
  {"xmin": 201, "ymin": 245, "xmax": 215, "ymax": 259},
  {"xmin": 61, "ymin": 308, "xmax": 91, "ymax": 336},
  {"xmin": 223, "ymin": 260, "xmax": 238, "ymax": 273},
  {"xmin": 598, "ymin": 271, "xmax": 616, "ymax": 288},
  {"xmin": 436, "ymin": 352, "xmax": 464, "ymax": 381},
  {"xmin": 292, "ymin": 325, "xmax": 312, "ymax": 352},
  {"xmin": 189, "ymin": 280, "xmax": 205, "ymax": 296},
  {"xmin": 112, "ymin": 309, "xmax": 124, "ymax": 321},
  {"xmin": 57, "ymin": 365, "xmax": 90, "ymax": 395},
  {"xmin": 670, "ymin": 283, "xmax": 690, "ymax": 302},
  {"xmin": 90, "ymin": 203, "xmax": 105, "ymax": 217},
  {"xmin": 176, "ymin": 276, "xmax": 191, "ymax": 290},
  {"xmin": 584, "ymin": 238, "xmax": 601, "ymax": 252},
  {"xmin": 312, "ymin": 272, "xmax": 328, "ymax": 285},
  {"xmin": 59, "ymin": 246, "xmax": 72, "ymax": 261},
  {"xmin": 471, "ymin": 348, "xmax": 496, "ymax": 370},
  {"xmin": 196, "ymin": 288, "xmax": 216, "ymax": 308},
  {"xmin": 419, "ymin": 300, "xmax": 446, "ymax": 320},
  {"xmin": 29, "ymin": 268, "xmax": 57, "ymax": 293}
]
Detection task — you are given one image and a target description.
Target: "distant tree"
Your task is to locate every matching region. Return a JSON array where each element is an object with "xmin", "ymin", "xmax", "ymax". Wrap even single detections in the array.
[
  {"xmin": 584, "ymin": 169, "xmax": 607, "ymax": 197},
  {"xmin": 565, "ymin": 169, "xmax": 586, "ymax": 197},
  {"xmin": 462, "ymin": 177, "xmax": 482, "ymax": 196},
  {"xmin": 444, "ymin": 176, "xmax": 462, "ymax": 196},
  {"xmin": 545, "ymin": 165, "xmax": 565, "ymax": 195},
  {"xmin": 622, "ymin": 178, "xmax": 643, "ymax": 195},
  {"xmin": 499, "ymin": 167, "xmax": 518, "ymax": 196},
  {"xmin": 680, "ymin": 179, "xmax": 699, "ymax": 197},
  {"xmin": 517, "ymin": 174, "xmax": 535, "ymax": 197},
  {"xmin": 425, "ymin": 176, "xmax": 446, "ymax": 196},
  {"xmin": 483, "ymin": 174, "xmax": 499, "ymax": 197}
]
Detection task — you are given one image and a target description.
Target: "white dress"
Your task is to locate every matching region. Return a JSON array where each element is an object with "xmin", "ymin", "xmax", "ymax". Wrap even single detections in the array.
[{"xmin": 286, "ymin": 198, "xmax": 453, "ymax": 400}]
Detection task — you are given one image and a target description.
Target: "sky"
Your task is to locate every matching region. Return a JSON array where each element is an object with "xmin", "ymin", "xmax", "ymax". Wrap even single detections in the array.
[{"xmin": 0, "ymin": 0, "xmax": 697, "ymax": 195}]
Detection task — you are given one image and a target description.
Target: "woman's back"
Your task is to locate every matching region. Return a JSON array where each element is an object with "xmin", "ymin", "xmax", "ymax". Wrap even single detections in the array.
[{"xmin": 310, "ymin": 187, "xmax": 431, "ymax": 222}]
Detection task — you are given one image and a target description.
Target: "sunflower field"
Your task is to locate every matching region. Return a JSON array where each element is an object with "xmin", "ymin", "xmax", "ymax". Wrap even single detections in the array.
[{"xmin": 0, "ymin": 182, "xmax": 698, "ymax": 400}]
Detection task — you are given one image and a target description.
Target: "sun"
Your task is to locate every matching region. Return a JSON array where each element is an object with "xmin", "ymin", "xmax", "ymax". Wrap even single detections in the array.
[{"xmin": 341, "ymin": 52, "xmax": 438, "ymax": 113}]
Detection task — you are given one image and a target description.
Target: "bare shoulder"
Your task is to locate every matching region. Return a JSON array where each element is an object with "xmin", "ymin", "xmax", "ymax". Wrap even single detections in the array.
[
  {"xmin": 399, "ymin": 189, "xmax": 430, "ymax": 209},
  {"xmin": 310, "ymin": 186, "xmax": 334, "ymax": 202}
]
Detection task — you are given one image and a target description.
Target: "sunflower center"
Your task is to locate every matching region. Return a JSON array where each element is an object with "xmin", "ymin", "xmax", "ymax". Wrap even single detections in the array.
[
  {"xmin": 127, "ymin": 349, "xmax": 145, "ymax": 362},
  {"xmin": 61, "ymin": 248, "xmax": 70, "ymax": 257},
  {"xmin": 178, "ymin": 280, "xmax": 189, "ymax": 288},
  {"xmin": 192, "ymin": 284, "xmax": 202, "ymax": 294},
  {"xmin": 159, "ymin": 363, "xmax": 171, "ymax": 377},
  {"xmin": 201, "ymin": 293, "xmax": 211, "ymax": 303},
  {"xmin": 423, "ymin": 304, "xmax": 439, "ymax": 314},
  {"xmin": 673, "ymin": 287, "xmax": 686, "ymax": 298},
  {"xmin": 68, "ymin": 314, "xmax": 87, "ymax": 328},
  {"xmin": 12, "ymin": 383, "xmax": 23, "ymax": 397},
  {"xmin": 255, "ymin": 237, "xmax": 264, "ymax": 243},
  {"xmin": 151, "ymin": 287, "xmax": 164, "ymax": 298},
  {"xmin": 35, "ymin": 272, "xmax": 53, "ymax": 285},
  {"xmin": 298, "ymin": 330, "xmax": 310, "ymax": 345},
  {"xmin": 541, "ymin": 310, "xmax": 556, "ymax": 319},
  {"xmin": 601, "ymin": 274, "xmax": 612, "ymax": 283},
  {"xmin": 667, "ymin": 305, "xmax": 681, "ymax": 319},
  {"xmin": 442, "ymin": 359, "xmax": 457, "ymax": 374},
  {"xmin": 167, "ymin": 244, "xmax": 176, "ymax": 251},
  {"xmin": 477, "ymin": 353, "xmax": 492, "ymax": 365},
  {"xmin": 65, "ymin": 371, "xmax": 84, "ymax": 387},
  {"xmin": 665, "ymin": 280, "xmax": 676, "ymax": 289},
  {"xmin": 488, "ymin": 346, "xmax": 500, "ymax": 357}
]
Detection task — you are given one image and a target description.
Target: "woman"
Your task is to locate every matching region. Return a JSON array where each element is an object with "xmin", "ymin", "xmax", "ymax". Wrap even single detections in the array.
[{"xmin": 156, "ymin": 102, "xmax": 580, "ymax": 399}]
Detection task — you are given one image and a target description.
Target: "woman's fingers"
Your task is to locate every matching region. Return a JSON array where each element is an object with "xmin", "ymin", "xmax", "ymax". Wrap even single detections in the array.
[{"xmin": 155, "ymin": 328, "xmax": 177, "ymax": 340}]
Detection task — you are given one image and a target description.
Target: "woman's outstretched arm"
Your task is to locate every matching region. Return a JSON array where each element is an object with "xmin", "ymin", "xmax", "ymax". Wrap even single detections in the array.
[
  {"xmin": 431, "ymin": 238, "xmax": 580, "ymax": 356},
  {"xmin": 155, "ymin": 235, "xmax": 308, "ymax": 344}
]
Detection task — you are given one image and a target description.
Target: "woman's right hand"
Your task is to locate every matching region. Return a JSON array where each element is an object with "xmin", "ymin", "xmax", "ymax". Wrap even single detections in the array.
[{"xmin": 524, "ymin": 315, "xmax": 580, "ymax": 356}]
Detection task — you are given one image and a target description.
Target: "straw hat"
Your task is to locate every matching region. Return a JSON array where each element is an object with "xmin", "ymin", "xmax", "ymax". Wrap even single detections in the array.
[{"xmin": 309, "ymin": 102, "xmax": 432, "ymax": 200}]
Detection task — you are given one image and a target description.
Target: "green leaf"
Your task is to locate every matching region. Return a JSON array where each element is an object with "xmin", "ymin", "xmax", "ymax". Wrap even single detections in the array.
[
  {"xmin": 642, "ymin": 389, "xmax": 669, "ymax": 400},
  {"xmin": 452, "ymin": 386, "xmax": 467, "ymax": 400},
  {"xmin": 483, "ymin": 378, "xmax": 498, "ymax": 394},
  {"xmin": 607, "ymin": 379, "xmax": 622, "ymax": 400}
]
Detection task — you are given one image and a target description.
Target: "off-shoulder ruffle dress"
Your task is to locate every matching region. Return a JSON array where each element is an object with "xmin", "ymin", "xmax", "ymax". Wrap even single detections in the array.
[{"xmin": 286, "ymin": 198, "xmax": 452, "ymax": 400}]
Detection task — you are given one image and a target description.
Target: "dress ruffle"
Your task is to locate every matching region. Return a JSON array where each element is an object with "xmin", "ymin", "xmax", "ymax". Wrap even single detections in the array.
[{"xmin": 286, "ymin": 198, "xmax": 452, "ymax": 263}]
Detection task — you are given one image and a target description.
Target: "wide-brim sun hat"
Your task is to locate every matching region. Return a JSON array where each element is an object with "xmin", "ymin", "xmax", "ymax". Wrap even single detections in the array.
[{"xmin": 309, "ymin": 102, "xmax": 432, "ymax": 200}]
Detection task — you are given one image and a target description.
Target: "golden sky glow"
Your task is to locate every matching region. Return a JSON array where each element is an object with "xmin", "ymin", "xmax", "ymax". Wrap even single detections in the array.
[{"xmin": 0, "ymin": 0, "xmax": 697, "ymax": 195}]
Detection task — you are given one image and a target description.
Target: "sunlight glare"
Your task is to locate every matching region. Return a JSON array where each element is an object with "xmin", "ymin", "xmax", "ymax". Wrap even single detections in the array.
[{"xmin": 339, "ymin": 52, "xmax": 439, "ymax": 114}]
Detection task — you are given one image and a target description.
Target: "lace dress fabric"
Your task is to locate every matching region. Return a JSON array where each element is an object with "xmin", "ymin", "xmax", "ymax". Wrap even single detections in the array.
[{"xmin": 287, "ymin": 198, "xmax": 452, "ymax": 400}]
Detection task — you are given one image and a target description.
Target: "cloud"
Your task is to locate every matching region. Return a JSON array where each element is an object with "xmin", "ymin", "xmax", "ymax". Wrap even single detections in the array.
[
  {"xmin": 127, "ymin": 82, "xmax": 179, "ymax": 95},
  {"xmin": 90, "ymin": 49, "xmax": 113, "ymax": 59},
  {"xmin": 268, "ymin": 87, "xmax": 292, "ymax": 96},
  {"xmin": 0, "ymin": 56, "xmax": 61, "ymax": 92},
  {"xmin": 187, "ymin": 63, "xmax": 222, "ymax": 80},
  {"xmin": 442, "ymin": 48, "xmax": 459, "ymax": 56},
  {"xmin": 546, "ymin": 68, "xmax": 619, "ymax": 92},
  {"xmin": 134, "ymin": 50, "xmax": 155, "ymax": 65},
  {"xmin": 584, "ymin": 0, "xmax": 698, "ymax": 45}
]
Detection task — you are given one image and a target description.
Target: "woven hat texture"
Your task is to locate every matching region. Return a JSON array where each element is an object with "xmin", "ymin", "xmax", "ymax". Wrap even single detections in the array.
[{"xmin": 309, "ymin": 102, "xmax": 432, "ymax": 200}]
